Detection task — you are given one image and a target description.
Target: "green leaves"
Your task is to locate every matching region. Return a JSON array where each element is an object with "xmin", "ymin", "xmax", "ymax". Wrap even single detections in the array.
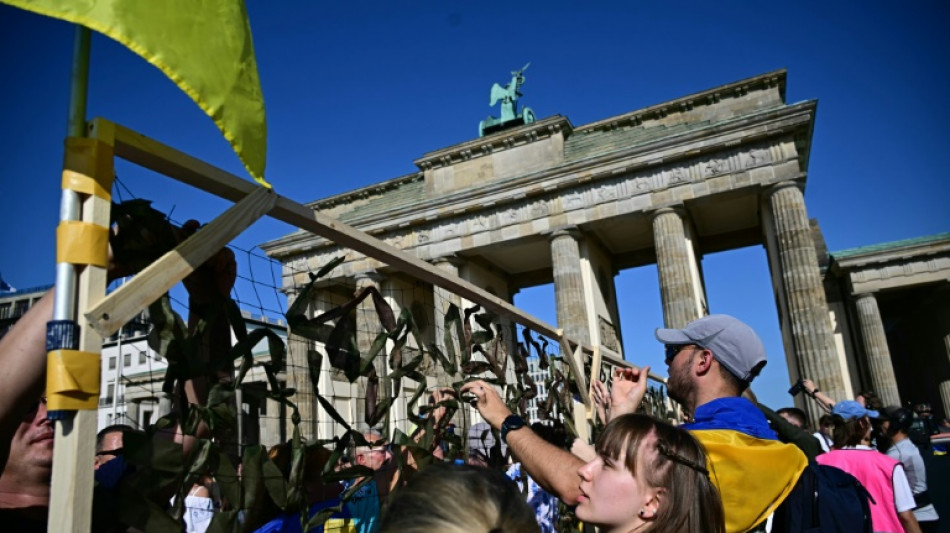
[{"xmin": 124, "ymin": 249, "xmax": 595, "ymax": 532}]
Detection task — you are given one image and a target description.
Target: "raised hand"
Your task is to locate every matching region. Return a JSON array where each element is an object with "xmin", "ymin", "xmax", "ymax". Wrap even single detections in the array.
[
  {"xmin": 591, "ymin": 378, "xmax": 610, "ymax": 425},
  {"xmin": 608, "ymin": 366, "xmax": 651, "ymax": 421},
  {"xmin": 460, "ymin": 380, "xmax": 512, "ymax": 429}
]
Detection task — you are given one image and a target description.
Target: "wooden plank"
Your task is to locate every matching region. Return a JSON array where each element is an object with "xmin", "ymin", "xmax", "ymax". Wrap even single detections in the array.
[
  {"xmin": 84, "ymin": 187, "xmax": 276, "ymax": 337},
  {"xmin": 598, "ymin": 349, "xmax": 667, "ymax": 384},
  {"xmin": 96, "ymin": 117, "xmax": 571, "ymax": 344},
  {"xmin": 48, "ymin": 192, "xmax": 109, "ymax": 532},
  {"xmin": 558, "ymin": 334, "xmax": 590, "ymax": 408},
  {"xmin": 573, "ymin": 398, "xmax": 590, "ymax": 443},
  {"xmin": 586, "ymin": 345, "xmax": 602, "ymax": 420}
]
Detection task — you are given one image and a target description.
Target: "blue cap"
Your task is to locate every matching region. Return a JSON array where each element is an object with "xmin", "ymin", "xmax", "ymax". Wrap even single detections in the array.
[
  {"xmin": 655, "ymin": 314, "xmax": 767, "ymax": 382},
  {"xmin": 832, "ymin": 400, "xmax": 880, "ymax": 420}
]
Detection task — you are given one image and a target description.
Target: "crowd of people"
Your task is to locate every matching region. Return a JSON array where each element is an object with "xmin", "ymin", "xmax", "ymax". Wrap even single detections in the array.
[{"xmin": 0, "ymin": 220, "xmax": 945, "ymax": 532}]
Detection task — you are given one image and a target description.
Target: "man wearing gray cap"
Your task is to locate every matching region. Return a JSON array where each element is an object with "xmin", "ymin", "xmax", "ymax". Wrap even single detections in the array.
[
  {"xmin": 462, "ymin": 314, "xmax": 809, "ymax": 533},
  {"xmin": 642, "ymin": 315, "xmax": 808, "ymax": 533}
]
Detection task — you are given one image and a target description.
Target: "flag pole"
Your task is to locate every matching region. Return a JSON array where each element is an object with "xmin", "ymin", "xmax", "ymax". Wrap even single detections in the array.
[
  {"xmin": 51, "ymin": 26, "xmax": 89, "ymax": 324},
  {"xmin": 48, "ymin": 25, "xmax": 101, "ymax": 532}
]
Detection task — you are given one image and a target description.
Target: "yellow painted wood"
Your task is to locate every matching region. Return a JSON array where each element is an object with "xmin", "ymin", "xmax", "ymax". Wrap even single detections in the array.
[{"xmin": 49, "ymin": 189, "xmax": 109, "ymax": 532}]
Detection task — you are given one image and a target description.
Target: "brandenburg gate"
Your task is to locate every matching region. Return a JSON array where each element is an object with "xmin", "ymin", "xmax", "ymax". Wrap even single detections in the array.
[{"xmin": 262, "ymin": 69, "xmax": 950, "ymax": 429}]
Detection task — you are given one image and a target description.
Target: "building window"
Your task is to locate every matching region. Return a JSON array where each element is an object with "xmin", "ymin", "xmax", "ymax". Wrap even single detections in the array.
[
  {"xmin": 139, "ymin": 351, "xmax": 147, "ymax": 365},
  {"xmin": 106, "ymin": 383, "xmax": 114, "ymax": 402},
  {"xmin": 124, "ymin": 353, "xmax": 131, "ymax": 367},
  {"xmin": 109, "ymin": 356, "xmax": 116, "ymax": 370}
]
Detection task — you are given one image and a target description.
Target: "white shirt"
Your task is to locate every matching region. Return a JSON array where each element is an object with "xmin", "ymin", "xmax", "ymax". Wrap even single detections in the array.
[{"xmin": 886, "ymin": 438, "xmax": 939, "ymax": 522}]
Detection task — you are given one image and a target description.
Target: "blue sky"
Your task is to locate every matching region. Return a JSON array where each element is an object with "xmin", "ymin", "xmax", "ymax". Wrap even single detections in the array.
[{"xmin": 1, "ymin": 1, "xmax": 948, "ymax": 410}]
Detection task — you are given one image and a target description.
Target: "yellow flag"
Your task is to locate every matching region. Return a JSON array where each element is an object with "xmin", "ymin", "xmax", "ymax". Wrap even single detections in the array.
[
  {"xmin": 693, "ymin": 429, "xmax": 808, "ymax": 533},
  {"xmin": 3, "ymin": 0, "xmax": 270, "ymax": 187}
]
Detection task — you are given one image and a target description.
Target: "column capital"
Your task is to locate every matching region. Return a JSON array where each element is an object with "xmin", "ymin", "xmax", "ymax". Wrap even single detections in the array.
[
  {"xmin": 430, "ymin": 253, "xmax": 466, "ymax": 269},
  {"xmin": 852, "ymin": 291, "xmax": 878, "ymax": 302},
  {"xmin": 547, "ymin": 225, "xmax": 583, "ymax": 242},
  {"xmin": 353, "ymin": 269, "xmax": 384, "ymax": 286},
  {"xmin": 766, "ymin": 180, "xmax": 804, "ymax": 196},
  {"xmin": 651, "ymin": 206, "xmax": 686, "ymax": 222}
]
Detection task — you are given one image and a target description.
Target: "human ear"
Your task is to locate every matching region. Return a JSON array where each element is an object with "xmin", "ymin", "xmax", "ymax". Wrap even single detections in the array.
[
  {"xmin": 640, "ymin": 487, "xmax": 666, "ymax": 520},
  {"xmin": 694, "ymin": 348, "xmax": 714, "ymax": 374}
]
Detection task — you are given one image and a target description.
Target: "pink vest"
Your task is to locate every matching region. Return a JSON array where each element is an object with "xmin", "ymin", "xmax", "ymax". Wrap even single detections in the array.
[{"xmin": 817, "ymin": 448, "xmax": 902, "ymax": 533}]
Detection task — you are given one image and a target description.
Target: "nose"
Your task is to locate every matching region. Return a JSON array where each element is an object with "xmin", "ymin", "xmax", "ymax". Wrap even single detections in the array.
[{"xmin": 578, "ymin": 459, "xmax": 596, "ymax": 481}]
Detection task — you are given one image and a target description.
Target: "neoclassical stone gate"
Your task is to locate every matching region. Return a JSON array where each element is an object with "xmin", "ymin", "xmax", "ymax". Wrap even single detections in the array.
[{"xmin": 263, "ymin": 70, "xmax": 849, "ymax": 428}]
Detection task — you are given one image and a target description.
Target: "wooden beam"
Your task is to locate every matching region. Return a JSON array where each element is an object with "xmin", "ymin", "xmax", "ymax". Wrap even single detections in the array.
[
  {"xmin": 48, "ymin": 187, "xmax": 109, "ymax": 532},
  {"xmin": 586, "ymin": 345, "xmax": 602, "ymax": 420},
  {"xmin": 558, "ymin": 334, "xmax": 590, "ymax": 409},
  {"xmin": 596, "ymin": 348, "xmax": 668, "ymax": 385},
  {"xmin": 94, "ymin": 117, "xmax": 574, "ymax": 345},
  {"xmin": 84, "ymin": 186, "xmax": 276, "ymax": 337}
]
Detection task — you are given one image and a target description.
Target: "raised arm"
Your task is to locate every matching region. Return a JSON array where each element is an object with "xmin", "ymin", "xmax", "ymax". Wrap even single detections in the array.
[
  {"xmin": 802, "ymin": 379, "xmax": 835, "ymax": 413},
  {"xmin": 461, "ymin": 380, "xmax": 585, "ymax": 504},
  {"xmin": 0, "ymin": 289, "xmax": 54, "ymax": 474}
]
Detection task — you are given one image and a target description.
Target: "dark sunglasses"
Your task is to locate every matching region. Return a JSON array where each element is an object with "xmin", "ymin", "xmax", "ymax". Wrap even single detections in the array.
[
  {"xmin": 96, "ymin": 448, "xmax": 124, "ymax": 457},
  {"xmin": 664, "ymin": 344, "xmax": 695, "ymax": 364},
  {"xmin": 24, "ymin": 396, "xmax": 48, "ymax": 419}
]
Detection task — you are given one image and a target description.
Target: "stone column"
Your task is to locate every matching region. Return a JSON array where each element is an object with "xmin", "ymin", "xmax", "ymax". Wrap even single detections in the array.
[
  {"xmin": 549, "ymin": 227, "xmax": 590, "ymax": 345},
  {"xmin": 763, "ymin": 181, "xmax": 846, "ymax": 422},
  {"xmin": 265, "ymin": 396, "xmax": 283, "ymax": 447},
  {"xmin": 286, "ymin": 289, "xmax": 317, "ymax": 440},
  {"xmin": 652, "ymin": 207, "xmax": 704, "ymax": 329},
  {"xmin": 125, "ymin": 399, "xmax": 139, "ymax": 429},
  {"xmin": 939, "ymin": 334, "xmax": 950, "ymax": 417},
  {"xmin": 354, "ymin": 270, "xmax": 386, "ymax": 369},
  {"xmin": 854, "ymin": 293, "xmax": 900, "ymax": 406},
  {"xmin": 432, "ymin": 255, "xmax": 464, "ymax": 384}
]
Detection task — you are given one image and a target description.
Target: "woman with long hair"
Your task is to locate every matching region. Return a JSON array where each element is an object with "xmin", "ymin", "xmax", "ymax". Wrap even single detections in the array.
[{"xmin": 575, "ymin": 414, "xmax": 724, "ymax": 533}]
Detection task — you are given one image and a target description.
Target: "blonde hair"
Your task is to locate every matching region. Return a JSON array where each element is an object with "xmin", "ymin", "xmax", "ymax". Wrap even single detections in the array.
[{"xmin": 379, "ymin": 462, "xmax": 539, "ymax": 533}]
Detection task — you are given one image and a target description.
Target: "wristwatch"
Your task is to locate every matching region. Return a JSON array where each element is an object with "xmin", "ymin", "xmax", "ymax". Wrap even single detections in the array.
[{"xmin": 501, "ymin": 415, "xmax": 526, "ymax": 444}]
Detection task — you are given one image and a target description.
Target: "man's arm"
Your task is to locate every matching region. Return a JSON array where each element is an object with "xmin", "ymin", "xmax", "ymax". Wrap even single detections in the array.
[
  {"xmin": 801, "ymin": 379, "xmax": 835, "ymax": 413},
  {"xmin": 0, "ymin": 289, "xmax": 53, "ymax": 474},
  {"xmin": 898, "ymin": 510, "xmax": 922, "ymax": 533},
  {"xmin": 757, "ymin": 402, "xmax": 822, "ymax": 461},
  {"xmin": 893, "ymin": 465, "xmax": 922, "ymax": 533},
  {"xmin": 461, "ymin": 380, "xmax": 585, "ymax": 503}
]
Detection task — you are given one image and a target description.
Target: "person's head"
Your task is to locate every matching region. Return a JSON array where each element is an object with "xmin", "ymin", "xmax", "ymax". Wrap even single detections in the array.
[
  {"xmin": 95, "ymin": 424, "xmax": 133, "ymax": 469},
  {"xmin": 818, "ymin": 414, "xmax": 834, "ymax": 437},
  {"xmin": 657, "ymin": 314, "xmax": 766, "ymax": 411},
  {"xmin": 830, "ymin": 400, "xmax": 879, "ymax": 448},
  {"xmin": 0, "ymin": 395, "xmax": 53, "ymax": 500},
  {"xmin": 353, "ymin": 431, "xmax": 392, "ymax": 472},
  {"xmin": 777, "ymin": 407, "xmax": 808, "ymax": 430},
  {"xmin": 883, "ymin": 407, "xmax": 914, "ymax": 440},
  {"xmin": 379, "ymin": 462, "xmax": 539, "ymax": 533},
  {"xmin": 576, "ymin": 414, "xmax": 724, "ymax": 533},
  {"xmin": 914, "ymin": 402, "xmax": 933, "ymax": 419},
  {"xmin": 856, "ymin": 391, "xmax": 884, "ymax": 412}
]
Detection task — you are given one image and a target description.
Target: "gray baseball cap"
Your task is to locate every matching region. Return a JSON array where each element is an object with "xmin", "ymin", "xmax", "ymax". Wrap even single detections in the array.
[{"xmin": 655, "ymin": 314, "xmax": 767, "ymax": 382}]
